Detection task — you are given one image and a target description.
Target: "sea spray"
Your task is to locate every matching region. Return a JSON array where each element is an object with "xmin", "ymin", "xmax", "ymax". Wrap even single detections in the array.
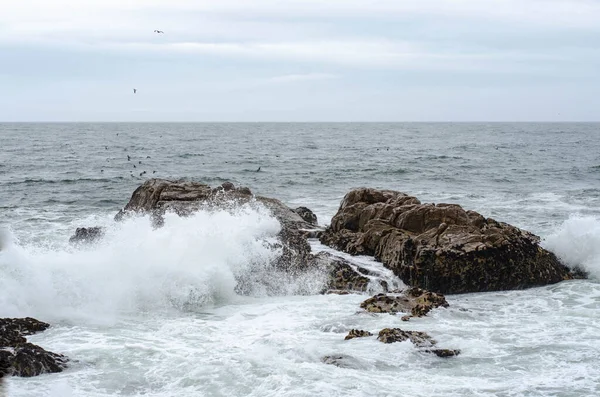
[
  {"xmin": 544, "ymin": 215, "xmax": 600, "ymax": 280},
  {"xmin": 0, "ymin": 204, "xmax": 328, "ymax": 323}
]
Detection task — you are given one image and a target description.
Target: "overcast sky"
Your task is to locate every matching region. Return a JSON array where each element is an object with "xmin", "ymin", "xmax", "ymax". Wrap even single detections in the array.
[{"xmin": 1, "ymin": 0, "xmax": 599, "ymax": 121}]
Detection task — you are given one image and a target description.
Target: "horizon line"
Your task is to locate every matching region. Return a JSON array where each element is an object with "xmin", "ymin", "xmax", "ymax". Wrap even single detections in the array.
[{"xmin": 1, "ymin": 120, "xmax": 599, "ymax": 124}]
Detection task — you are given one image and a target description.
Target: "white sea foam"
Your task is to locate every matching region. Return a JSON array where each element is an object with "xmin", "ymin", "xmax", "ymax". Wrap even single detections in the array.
[
  {"xmin": 0, "ymin": 205, "xmax": 327, "ymax": 323},
  {"xmin": 544, "ymin": 215, "xmax": 600, "ymax": 280}
]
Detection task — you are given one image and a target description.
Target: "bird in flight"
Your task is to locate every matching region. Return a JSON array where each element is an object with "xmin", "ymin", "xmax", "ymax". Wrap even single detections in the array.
[
  {"xmin": 154, "ymin": 30, "xmax": 164, "ymax": 34},
  {"xmin": 133, "ymin": 88, "xmax": 137, "ymax": 94}
]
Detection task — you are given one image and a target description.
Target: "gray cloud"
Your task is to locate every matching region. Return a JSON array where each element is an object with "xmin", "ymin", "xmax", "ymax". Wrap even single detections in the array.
[{"xmin": 0, "ymin": 0, "xmax": 598, "ymax": 121}]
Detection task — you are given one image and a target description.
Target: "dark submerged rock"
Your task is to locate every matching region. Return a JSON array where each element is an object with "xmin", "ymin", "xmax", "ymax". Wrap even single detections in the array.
[
  {"xmin": 321, "ymin": 187, "xmax": 578, "ymax": 294},
  {"xmin": 321, "ymin": 354, "xmax": 362, "ymax": 369}
]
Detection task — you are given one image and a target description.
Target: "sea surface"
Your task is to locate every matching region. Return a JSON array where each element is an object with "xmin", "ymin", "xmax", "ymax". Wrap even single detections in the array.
[{"xmin": 1, "ymin": 123, "xmax": 599, "ymax": 396}]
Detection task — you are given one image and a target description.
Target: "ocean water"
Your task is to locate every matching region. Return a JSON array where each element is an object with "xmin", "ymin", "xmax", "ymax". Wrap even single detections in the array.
[{"xmin": 1, "ymin": 123, "xmax": 599, "ymax": 396}]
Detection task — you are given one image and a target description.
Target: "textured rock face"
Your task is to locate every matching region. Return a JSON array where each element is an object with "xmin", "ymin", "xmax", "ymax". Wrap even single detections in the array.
[
  {"xmin": 0, "ymin": 318, "xmax": 68, "ymax": 378},
  {"xmin": 360, "ymin": 287, "xmax": 449, "ymax": 317},
  {"xmin": 377, "ymin": 328, "xmax": 435, "ymax": 346},
  {"xmin": 293, "ymin": 207, "xmax": 318, "ymax": 227},
  {"xmin": 321, "ymin": 188, "xmax": 576, "ymax": 294},
  {"xmin": 376, "ymin": 328, "xmax": 461, "ymax": 357},
  {"xmin": 114, "ymin": 179, "xmax": 315, "ymax": 272},
  {"xmin": 344, "ymin": 329, "xmax": 373, "ymax": 340},
  {"xmin": 8, "ymin": 343, "xmax": 68, "ymax": 377},
  {"xmin": 310, "ymin": 252, "xmax": 386, "ymax": 294}
]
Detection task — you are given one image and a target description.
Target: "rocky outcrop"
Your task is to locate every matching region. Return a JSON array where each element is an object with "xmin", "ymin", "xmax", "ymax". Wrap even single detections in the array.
[
  {"xmin": 107, "ymin": 179, "xmax": 316, "ymax": 273},
  {"xmin": 69, "ymin": 227, "xmax": 104, "ymax": 245},
  {"xmin": 377, "ymin": 328, "xmax": 435, "ymax": 346},
  {"xmin": 321, "ymin": 188, "xmax": 576, "ymax": 294},
  {"xmin": 0, "ymin": 318, "xmax": 68, "ymax": 377},
  {"xmin": 344, "ymin": 329, "xmax": 373, "ymax": 340},
  {"xmin": 360, "ymin": 287, "xmax": 448, "ymax": 317}
]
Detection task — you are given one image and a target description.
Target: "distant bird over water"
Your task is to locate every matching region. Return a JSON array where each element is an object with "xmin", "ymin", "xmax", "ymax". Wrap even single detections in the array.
[
  {"xmin": 154, "ymin": 30, "xmax": 164, "ymax": 34},
  {"xmin": 256, "ymin": 167, "xmax": 261, "ymax": 172},
  {"xmin": 133, "ymin": 89, "xmax": 137, "ymax": 94}
]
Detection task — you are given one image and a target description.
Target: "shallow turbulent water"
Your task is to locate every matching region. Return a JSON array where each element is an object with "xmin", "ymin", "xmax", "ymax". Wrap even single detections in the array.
[{"xmin": 1, "ymin": 123, "xmax": 600, "ymax": 396}]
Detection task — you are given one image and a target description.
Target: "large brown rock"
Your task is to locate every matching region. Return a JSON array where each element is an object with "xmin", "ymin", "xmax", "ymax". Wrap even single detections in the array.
[
  {"xmin": 111, "ymin": 179, "xmax": 317, "ymax": 273},
  {"xmin": 321, "ymin": 188, "xmax": 577, "ymax": 294}
]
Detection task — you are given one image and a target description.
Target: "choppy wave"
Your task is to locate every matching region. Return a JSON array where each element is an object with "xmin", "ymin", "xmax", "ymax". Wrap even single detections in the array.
[
  {"xmin": 5, "ymin": 177, "xmax": 127, "ymax": 186},
  {"xmin": 544, "ymin": 215, "xmax": 600, "ymax": 280},
  {"xmin": 0, "ymin": 205, "xmax": 327, "ymax": 323}
]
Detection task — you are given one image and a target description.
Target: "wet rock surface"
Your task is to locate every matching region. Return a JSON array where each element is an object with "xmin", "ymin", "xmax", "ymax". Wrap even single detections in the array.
[
  {"xmin": 425, "ymin": 349, "xmax": 461, "ymax": 358},
  {"xmin": 0, "ymin": 318, "xmax": 68, "ymax": 378},
  {"xmin": 344, "ymin": 329, "xmax": 373, "ymax": 340},
  {"xmin": 377, "ymin": 328, "xmax": 436, "ymax": 347},
  {"xmin": 310, "ymin": 252, "xmax": 374, "ymax": 294},
  {"xmin": 8, "ymin": 343, "xmax": 68, "ymax": 377},
  {"xmin": 321, "ymin": 187, "xmax": 578, "ymax": 294},
  {"xmin": 293, "ymin": 206, "xmax": 318, "ymax": 226},
  {"xmin": 360, "ymin": 287, "xmax": 448, "ymax": 317}
]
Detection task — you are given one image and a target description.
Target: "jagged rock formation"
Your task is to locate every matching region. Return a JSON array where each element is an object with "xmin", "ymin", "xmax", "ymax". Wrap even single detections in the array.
[
  {"xmin": 321, "ymin": 188, "xmax": 577, "ymax": 294},
  {"xmin": 0, "ymin": 318, "xmax": 68, "ymax": 377}
]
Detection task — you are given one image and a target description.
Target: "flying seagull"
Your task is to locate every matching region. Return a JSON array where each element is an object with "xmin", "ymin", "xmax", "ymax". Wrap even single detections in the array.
[{"xmin": 154, "ymin": 30, "xmax": 164, "ymax": 34}]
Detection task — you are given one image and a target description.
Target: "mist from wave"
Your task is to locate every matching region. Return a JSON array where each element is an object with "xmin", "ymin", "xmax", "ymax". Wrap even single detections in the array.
[
  {"xmin": 0, "ymin": 204, "xmax": 328, "ymax": 323},
  {"xmin": 544, "ymin": 215, "xmax": 600, "ymax": 280}
]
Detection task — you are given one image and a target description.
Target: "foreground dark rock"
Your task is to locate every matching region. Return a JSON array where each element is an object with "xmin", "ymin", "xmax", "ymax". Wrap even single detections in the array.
[
  {"xmin": 360, "ymin": 287, "xmax": 448, "ymax": 317},
  {"xmin": 321, "ymin": 188, "xmax": 577, "ymax": 294},
  {"xmin": 0, "ymin": 318, "xmax": 67, "ymax": 377},
  {"xmin": 8, "ymin": 343, "xmax": 68, "ymax": 377}
]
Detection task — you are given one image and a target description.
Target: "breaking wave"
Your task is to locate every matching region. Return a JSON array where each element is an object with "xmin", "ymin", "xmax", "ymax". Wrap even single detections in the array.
[
  {"xmin": 0, "ymin": 205, "xmax": 327, "ymax": 323},
  {"xmin": 544, "ymin": 215, "xmax": 600, "ymax": 280}
]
